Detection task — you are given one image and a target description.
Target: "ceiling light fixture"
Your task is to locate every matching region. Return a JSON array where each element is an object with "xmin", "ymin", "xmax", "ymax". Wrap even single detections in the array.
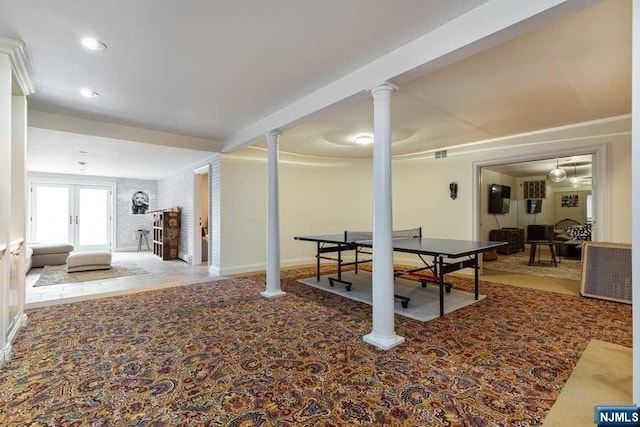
[
  {"xmin": 81, "ymin": 38, "xmax": 107, "ymax": 51},
  {"xmin": 568, "ymin": 164, "xmax": 581, "ymax": 188},
  {"xmin": 80, "ymin": 88, "xmax": 99, "ymax": 98},
  {"xmin": 353, "ymin": 135, "xmax": 374, "ymax": 146},
  {"xmin": 548, "ymin": 158, "xmax": 567, "ymax": 183}
]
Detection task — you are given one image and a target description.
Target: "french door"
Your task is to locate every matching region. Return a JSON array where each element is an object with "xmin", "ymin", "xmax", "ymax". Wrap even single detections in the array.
[{"xmin": 30, "ymin": 183, "xmax": 113, "ymax": 252}]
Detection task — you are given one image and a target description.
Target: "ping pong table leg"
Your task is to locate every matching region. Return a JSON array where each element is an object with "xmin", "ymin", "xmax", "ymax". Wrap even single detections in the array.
[
  {"xmin": 337, "ymin": 243, "xmax": 342, "ymax": 281},
  {"xmin": 328, "ymin": 243, "xmax": 353, "ymax": 291},
  {"xmin": 474, "ymin": 253, "xmax": 479, "ymax": 300},
  {"xmin": 355, "ymin": 246, "xmax": 358, "ymax": 274},
  {"xmin": 316, "ymin": 242, "xmax": 321, "ymax": 281}
]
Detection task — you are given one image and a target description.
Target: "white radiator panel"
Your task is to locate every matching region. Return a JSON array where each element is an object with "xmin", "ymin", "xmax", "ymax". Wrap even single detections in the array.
[{"xmin": 581, "ymin": 242, "xmax": 632, "ymax": 304}]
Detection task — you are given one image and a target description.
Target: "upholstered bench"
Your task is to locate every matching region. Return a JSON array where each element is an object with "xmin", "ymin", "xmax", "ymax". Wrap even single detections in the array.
[
  {"xmin": 67, "ymin": 251, "xmax": 112, "ymax": 273},
  {"xmin": 29, "ymin": 243, "xmax": 74, "ymax": 269}
]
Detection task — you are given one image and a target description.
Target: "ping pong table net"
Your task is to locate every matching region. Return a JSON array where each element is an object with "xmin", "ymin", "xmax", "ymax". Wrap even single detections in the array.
[{"xmin": 343, "ymin": 227, "xmax": 421, "ymax": 242}]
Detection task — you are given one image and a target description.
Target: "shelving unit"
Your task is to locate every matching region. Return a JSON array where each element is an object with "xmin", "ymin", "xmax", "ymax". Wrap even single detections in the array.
[{"xmin": 152, "ymin": 208, "xmax": 181, "ymax": 260}]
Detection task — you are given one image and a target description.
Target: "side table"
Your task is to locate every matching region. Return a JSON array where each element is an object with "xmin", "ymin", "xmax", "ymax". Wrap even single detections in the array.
[{"xmin": 528, "ymin": 240, "xmax": 561, "ymax": 267}]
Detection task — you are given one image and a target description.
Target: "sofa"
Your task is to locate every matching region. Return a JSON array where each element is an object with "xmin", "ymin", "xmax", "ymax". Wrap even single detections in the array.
[
  {"xmin": 26, "ymin": 243, "xmax": 74, "ymax": 273},
  {"xmin": 25, "ymin": 246, "xmax": 33, "ymax": 273},
  {"xmin": 554, "ymin": 219, "xmax": 591, "ymax": 259}
]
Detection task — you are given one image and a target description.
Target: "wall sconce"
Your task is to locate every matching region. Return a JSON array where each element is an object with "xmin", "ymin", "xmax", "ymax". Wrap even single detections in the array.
[{"xmin": 449, "ymin": 182, "xmax": 458, "ymax": 199}]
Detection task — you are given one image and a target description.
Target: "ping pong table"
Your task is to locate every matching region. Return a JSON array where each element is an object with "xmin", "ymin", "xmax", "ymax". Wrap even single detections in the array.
[{"xmin": 294, "ymin": 227, "xmax": 507, "ymax": 316}]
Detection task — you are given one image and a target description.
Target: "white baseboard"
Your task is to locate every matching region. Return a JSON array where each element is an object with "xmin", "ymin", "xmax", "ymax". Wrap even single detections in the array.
[
  {"xmin": 282, "ymin": 257, "xmax": 316, "ymax": 268},
  {"xmin": 0, "ymin": 343, "xmax": 12, "ymax": 366},
  {"xmin": 7, "ymin": 312, "xmax": 28, "ymax": 344},
  {"xmin": 210, "ymin": 257, "xmax": 477, "ymax": 279},
  {"xmin": 220, "ymin": 262, "xmax": 265, "ymax": 276},
  {"xmin": 219, "ymin": 257, "xmax": 315, "ymax": 277},
  {"xmin": 1, "ymin": 312, "xmax": 28, "ymax": 366}
]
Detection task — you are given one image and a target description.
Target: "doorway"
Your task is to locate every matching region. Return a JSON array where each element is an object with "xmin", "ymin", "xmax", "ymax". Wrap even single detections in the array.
[
  {"xmin": 479, "ymin": 154, "xmax": 595, "ymax": 242},
  {"xmin": 193, "ymin": 165, "xmax": 210, "ymax": 266},
  {"xmin": 30, "ymin": 182, "xmax": 113, "ymax": 251},
  {"xmin": 473, "ymin": 149, "xmax": 605, "ymax": 283}
]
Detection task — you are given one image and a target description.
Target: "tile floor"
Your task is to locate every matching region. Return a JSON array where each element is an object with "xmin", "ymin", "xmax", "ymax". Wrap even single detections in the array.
[{"xmin": 26, "ymin": 252, "xmax": 224, "ymax": 308}]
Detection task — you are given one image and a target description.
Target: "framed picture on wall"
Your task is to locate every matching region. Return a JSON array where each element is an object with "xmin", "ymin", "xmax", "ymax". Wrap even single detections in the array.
[
  {"xmin": 561, "ymin": 194, "xmax": 578, "ymax": 208},
  {"xmin": 131, "ymin": 190, "xmax": 150, "ymax": 214}
]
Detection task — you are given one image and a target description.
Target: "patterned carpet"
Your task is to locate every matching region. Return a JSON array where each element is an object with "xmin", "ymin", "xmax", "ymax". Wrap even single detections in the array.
[
  {"xmin": 0, "ymin": 265, "xmax": 630, "ymax": 425},
  {"xmin": 484, "ymin": 250, "xmax": 582, "ymax": 281},
  {"xmin": 34, "ymin": 262, "xmax": 149, "ymax": 287}
]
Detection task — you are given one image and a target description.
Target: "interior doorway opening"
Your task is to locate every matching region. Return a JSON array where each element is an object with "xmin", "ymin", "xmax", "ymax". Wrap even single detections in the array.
[
  {"xmin": 193, "ymin": 165, "xmax": 210, "ymax": 266},
  {"xmin": 479, "ymin": 153, "xmax": 595, "ymax": 244},
  {"xmin": 473, "ymin": 149, "xmax": 605, "ymax": 282}
]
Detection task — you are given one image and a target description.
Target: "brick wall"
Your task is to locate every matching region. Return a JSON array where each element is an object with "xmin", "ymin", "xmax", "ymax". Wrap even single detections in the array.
[
  {"xmin": 115, "ymin": 178, "xmax": 157, "ymax": 251},
  {"xmin": 210, "ymin": 155, "xmax": 221, "ymax": 273},
  {"xmin": 157, "ymin": 155, "xmax": 218, "ymax": 264}
]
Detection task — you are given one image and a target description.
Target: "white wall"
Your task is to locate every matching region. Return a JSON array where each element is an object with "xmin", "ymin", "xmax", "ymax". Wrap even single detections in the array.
[
  {"xmin": 217, "ymin": 130, "xmax": 631, "ymax": 274},
  {"xmin": 0, "ymin": 55, "xmax": 14, "ymax": 365},
  {"xmin": 478, "ymin": 169, "xmax": 518, "ymax": 239},
  {"xmin": 218, "ymin": 154, "xmax": 373, "ymax": 275},
  {"xmin": 608, "ymin": 139, "xmax": 632, "ymax": 243},
  {"xmin": 632, "ymin": 0, "xmax": 639, "ymax": 403},
  {"xmin": 0, "ymin": 50, "xmax": 30, "ymax": 366}
]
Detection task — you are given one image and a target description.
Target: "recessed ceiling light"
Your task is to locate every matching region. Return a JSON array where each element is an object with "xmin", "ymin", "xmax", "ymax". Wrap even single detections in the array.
[
  {"xmin": 81, "ymin": 38, "xmax": 107, "ymax": 51},
  {"xmin": 78, "ymin": 161, "xmax": 86, "ymax": 166},
  {"xmin": 353, "ymin": 135, "xmax": 374, "ymax": 145},
  {"xmin": 80, "ymin": 88, "xmax": 99, "ymax": 98},
  {"xmin": 79, "ymin": 150, "xmax": 88, "ymax": 154}
]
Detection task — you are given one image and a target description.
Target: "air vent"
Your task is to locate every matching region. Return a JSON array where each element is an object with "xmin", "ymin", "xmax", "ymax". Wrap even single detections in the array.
[{"xmin": 435, "ymin": 150, "xmax": 448, "ymax": 159}]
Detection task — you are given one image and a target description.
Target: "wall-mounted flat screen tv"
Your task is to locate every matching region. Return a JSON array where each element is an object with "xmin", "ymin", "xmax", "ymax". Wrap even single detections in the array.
[
  {"xmin": 527, "ymin": 198, "xmax": 542, "ymax": 214},
  {"xmin": 489, "ymin": 183, "xmax": 511, "ymax": 214}
]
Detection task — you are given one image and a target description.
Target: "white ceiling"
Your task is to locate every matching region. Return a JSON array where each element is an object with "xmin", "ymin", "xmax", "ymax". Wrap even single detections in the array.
[
  {"xmin": 0, "ymin": 0, "xmax": 631, "ymax": 178},
  {"xmin": 27, "ymin": 127, "xmax": 212, "ymax": 180},
  {"xmin": 264, "ymin": 0, "xmax": 630, "ymax": 157},
  {"xmin": 0, "ymin": 0, "xmax": 487, "ymax": 139}
]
